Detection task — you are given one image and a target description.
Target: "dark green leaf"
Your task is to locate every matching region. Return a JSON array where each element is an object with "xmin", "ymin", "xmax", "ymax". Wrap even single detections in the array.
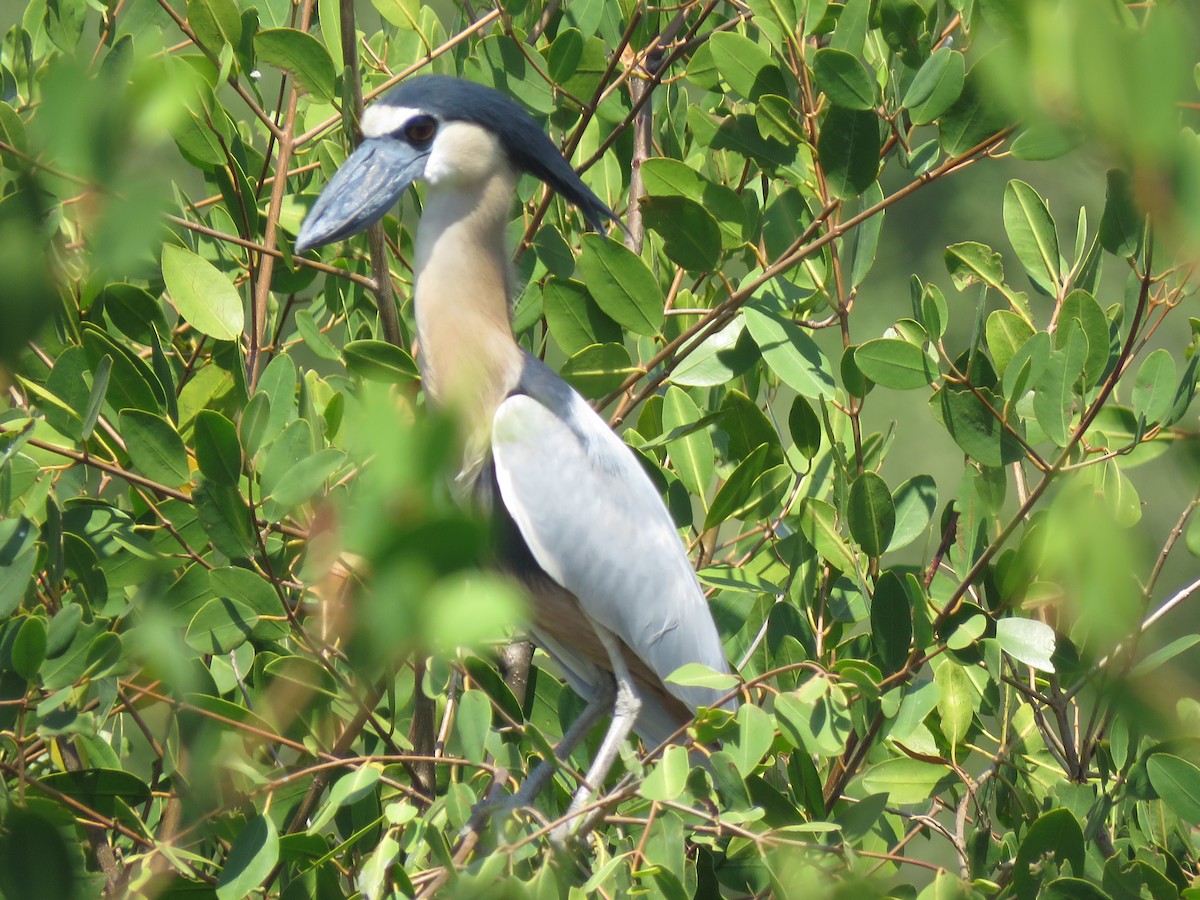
[
  {"xmin": 194, "ymin": 410, "xmax": 242, "ymax": 486},
  {"xmin": 641, "ymin": 196, "xmax": 722, "ymax": 271},
  {"xmin": 788, "ymin": 395, "xmax": 821, "ymax": 459},
  {"xmin": 813, "ymin": 48, "xmax": 875, "ymax": 110},
  {"xmin": 938, "ymin": 67, "xmax": 1012, "ymax": 156},
  {"xmin": 705, "ymin": 444, "xmax": 770, "ymax": 530},
  {"xmin": 818, "ymin": 107, "xmax": 880, "ymax": 198},
  {"xmin": 1014, "ymin": 809, "xmax": 1085, "ymax": 896},
  {"xmin": 10, "ymin": 615, "xmax": 47, "ymax": 681},
  {"xmin": 871, "ymin": 571, "xmax": 911, "ymax": 673},
  {"xmin": 932, "ymin": 386, "xmax": 1025, "ymax": 467},
  {"xmin": 847, "ymin": 472, "xmax": 894, "ymax": 557},
  {"xmin": 0, "ymin": 809, "xmax": 77, "ymax": 900},
  {"xmin": 1099, "ymin": 169, "xmax": 1141, "ymax": 257}
]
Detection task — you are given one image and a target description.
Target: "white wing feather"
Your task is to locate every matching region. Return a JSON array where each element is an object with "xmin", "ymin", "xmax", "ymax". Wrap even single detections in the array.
[{"xmin": 491, "ymin": 389, "xmax": 731, "ymax": 715}]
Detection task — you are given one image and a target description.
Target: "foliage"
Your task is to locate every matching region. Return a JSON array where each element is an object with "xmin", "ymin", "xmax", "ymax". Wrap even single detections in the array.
[{"xmin": 1, "ymin": 0, "xmax": 1199, "ymax": 897}]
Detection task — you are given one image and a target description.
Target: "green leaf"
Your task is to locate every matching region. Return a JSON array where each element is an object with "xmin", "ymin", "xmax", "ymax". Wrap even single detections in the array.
[
  {"xmin": 119, "ymin": 409, "xmax": 190, "ymax": 487},
  {"xmin": 788, "ymin": 395, "xmax": 822, "ymax": 459},
  {"xmin": 664, "ymin": 663, "xmax": 739, "ymax": 692},
  {"xmin": 729, "ymin": 704, "xmax": 775, "ymax": 776},
  {"xmin": 1099, "ymin": 169, "xmax": 1141, "ymax": 257},
  {"xmin": 639, "ymin": 744, "xmax": 690, "ymax": 802},
  {"xmin": 671, "ymin": 319, "xmax": 755, "ymax": 388},
  {"xmin": 11, "ymin": 616, "xmax": 47, "ymax": 681},
  {"xmin": 870, "ymin": 571, "xmax": 911, "ymax": 674},
  {"xmin": 194, "ymin": 480, "xmax": 256, "ymax": 558},
  {"xmin": 185, "ymin": 597, "xmax": 260, "ymax": 654},
  {"xmin": 799, "ymin": 497, "xmax": 856, "ymax": 573},
  {"xmin": 932, "ymin": 386, "xmax": 1026, "ymax": 467},
  {"xmin": 1057, "ymin": 289, "xmax": 1110, "ymax": 386},
  {"xmin": 256, "ymin": 28, "xmax": 338, "ymax": 103},
  {"xmin": 187, "ymin": 0, "xmax": 242, "ymax": 52},
  {"xmin": 343, "ymin": 340, "xmax": 419, "ymax": 383},
  {"xmin": 641, "ymin": 196, "xmax": 721, "ymax": 271},
  {"xmin": 903, "ymin": 47, "xmax": 965, "ymax": 125},
  {"xmin": 812, "ymin": 48, "xmax": 875, "ymax": 110},
  {"xmin": 312, "ymin": 768, "xmax": 386, "ymax": 840},
  {"xmin": 847, "ymin": 472, "xmax": 894, "ymax": 557},
  {"xmin": 935, "ymin": 662, "xmax": 974, "ymax": 749},
  {"xmin": 455, "ymin": 690, "xmax": 493, "ymax": 766},
  {"xmin": 860, "ymin": 758, "xmax": 951, "ymax": 804},
  {"xmin": 705, "ymin": 444, "xmax": 769, "ymax": 529},
  {"xmin": 938, "ymin": 67, "xmax": 1011, "ymax": 156},
  {"xmin": 542, "ymin": 278, "xmax": 621, "ymax": 355},
  {"xmin": 79, "ymin": 355, "xmax": 111, "ymax": 442},
  {"xmin": 640, "ymin": 158, "xmax": 747, "ymax": 248},
  {"xmin": 1014, "ymin": 809, "xmax": 1085, "ymax": 896},
  {"xmin": 1034, "ymin": 327, "xmax": 1089, "ymax": 446},
  {"xmin": 216, "ymin": 815, "xmax": 279, "ymax": 900},
  {"xmin": 1003, "ymin": 180, "xmax": 1060, "ymax": 294},
  {"xmin": 267, "ymin": 447, "xmax": 344, "ymax": 508},
  {"xmin": 818, "ymin": 107, "xmax": 880, "ymax": 198},
  {"xmin": 854, "ymin": 338, "xmax": 938, "ymax": 389},
  {"xmin": 720, "ymin": 390, "xmax": 783, "ymax": 464},
  {"xmin": 575, "ymin": 234, "xmax": 663, "ymax": 336},
  {"xmin": 888, "ymin": 474, "xmax": 937, "ymax": 552},
  {"xmin": 161, "ymin": 244, "xmax": 245, "ymax": 342},
  {"xmin": 743, "ymin": 307, "xmax": 836, "ymax": 398},
  {"xmin": 1132, "ymin": 348, "xmax": 1176, "ymax": 425},
  {"xmin": 708, "ymin": 31, "xmax": 788, "ymax": 101},
  {"xmin": 661, "ymin": 387, "xmax": 712, "ymax": 499},
  {"xmin": 194, "ymin": 410, "xmax": 242, "ymax": 486},
  {"xmin": 995, "ymin": 618, "xmax": 1056, "ymax": 672},
  {"xmin": 986, "ymin": 309, "xmax": 1035, "ymax": 377},
  {"xmin": 0, "ymin": 809, "xmax": 78, "ymax": 900},
  {"xmin": 1147, "ymin": 754, "xmax": 1200, "ymax": 823},
  {"xmin": 559, "ymin": 343, "xmax": 637, "ymax": 398}
]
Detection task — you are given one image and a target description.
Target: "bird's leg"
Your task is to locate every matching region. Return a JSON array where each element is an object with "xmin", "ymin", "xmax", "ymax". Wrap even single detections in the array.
[
  {"xmin": 550, "ymin": 625, "xmax": 641, "ymax": 844},
  {"xmin": 504, "ymin": 674, "xmax": 615, "ymax": 813}
]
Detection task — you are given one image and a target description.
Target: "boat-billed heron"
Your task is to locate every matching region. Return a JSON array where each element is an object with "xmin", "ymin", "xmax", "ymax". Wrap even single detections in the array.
[{"xmin": 296, "ymin": 75, "xmax": 734, "ymax": 836}]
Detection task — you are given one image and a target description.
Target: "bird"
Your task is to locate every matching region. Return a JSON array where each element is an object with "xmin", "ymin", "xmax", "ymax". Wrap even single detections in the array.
[{"xmin": 295, "ymin": 74, "xmax": 734, "ymax": 837}]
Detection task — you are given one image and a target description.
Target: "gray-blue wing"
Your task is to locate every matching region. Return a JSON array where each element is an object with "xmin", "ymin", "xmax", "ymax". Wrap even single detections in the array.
[{"xmin": 491, "ymin": 388, "xmax": 732, "ymax": 716}]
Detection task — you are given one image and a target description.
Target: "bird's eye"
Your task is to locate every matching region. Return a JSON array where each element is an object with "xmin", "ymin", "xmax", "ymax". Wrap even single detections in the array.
[{"xmin": 403, "ymin": 116, "xmax": 437, "ymax": 146}]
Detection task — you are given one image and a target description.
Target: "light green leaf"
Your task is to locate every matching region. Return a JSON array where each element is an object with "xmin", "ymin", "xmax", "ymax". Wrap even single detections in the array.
[
  {"xmin": 559, "ymin": 343, "xmax": 637, "ymax": 398},
  {"xmin": 307, "ymin": 766, "xmax": 382, "ymax": 834},
  {"xmin": 854, "ymin": 338, "xmax": 938, "ymax": 390},
  {"xmin": 661, "ymin": 386, "xmax": 713, "ymax": 499},
  {"xmin": 860, "ymin": 758, "xmax": 951, "ymax": 804},
  {"xmin": 664, "ymin": 663, "xmax": 739, "ymax": 691},
  {"xmin": 185, "ymin": 597, "xmax": 260, "ymax": 654},
  {"xmin": 1147, "ymin": 754, "xmax": 1200, "ymax": 823},
  {"xmin": 1003, "ymin": 180, "xmax": 1060, "ymax": 294},
  {"xmin": 1034, "ymin": 327, "xmax": 1088, "ymax": 446},
  {"xmin": 639, "ymin": 744, "xmax": 690, "ymax": 802},
  {"xmin": 743, "ymin": 307, "xmax": 836, "ymax": 398},
  {"xmin": 161, "ymin": 244, "xmax": 244, "ymax": 342},
  {"xmin": 1132, "ymin": 348, "xmax": 1176, "ymax": 424},
  {"xmin": 995, "ymin": 618, "xmax": 1056, "ymax": 672},
  {"xmin": 344, "ymin": 340, "xmax": 419, "ymax": 383},
  {"xmin": 708, "ymin": 31, "xmax": 788, "ymax": 101},
  {"xmin": 888, "ymin": 475, "xmax": 937, "ymax": 552},
  {"xmin": 187, "ymin": 0, "xmax": 241, "ymax": 53},
  {"xmin": 798, "ymin": 497, "xmax": 856, "ymax": 573},
  {"xmin": 935, "ymin": 662, "xmax": 974, "ymax": 750}
]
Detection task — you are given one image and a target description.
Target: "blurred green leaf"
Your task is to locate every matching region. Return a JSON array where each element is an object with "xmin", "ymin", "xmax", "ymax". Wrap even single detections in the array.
[{"xmin": 216, "ymin": 815, "xmax": 279, "ymax": 900}]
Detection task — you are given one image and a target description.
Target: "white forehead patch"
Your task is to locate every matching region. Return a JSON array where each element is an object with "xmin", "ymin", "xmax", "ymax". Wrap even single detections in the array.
[{"xmin": 360, "ymin": 104, "xmax": 426, "ymax": 139}]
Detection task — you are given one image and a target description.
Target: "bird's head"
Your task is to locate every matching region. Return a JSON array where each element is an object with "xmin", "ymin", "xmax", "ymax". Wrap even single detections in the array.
[{"xmin": 295, "ymin": 75, "xmax": 619, "ymax": 253}]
